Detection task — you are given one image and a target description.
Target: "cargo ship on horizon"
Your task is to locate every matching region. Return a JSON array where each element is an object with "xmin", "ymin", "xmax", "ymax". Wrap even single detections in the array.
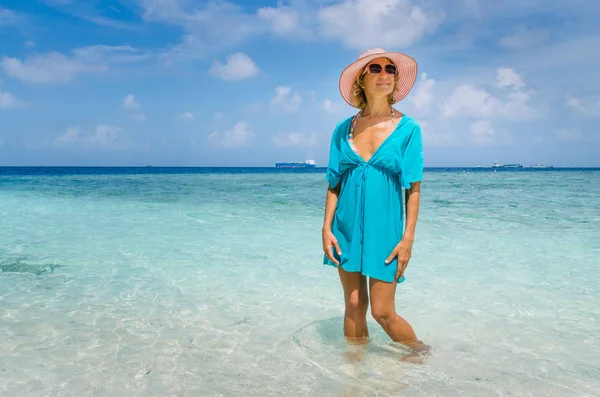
[
  {"xmin": 275, "ymin": 159, "xmax": 316, "ymax": 169},
  {"xmin": 492, "ymin": 162, "xmax": 523, "ymax": 169},
  {"xmin": 530, "ymin": 164, "xmax": 554, "ymax": 168}
]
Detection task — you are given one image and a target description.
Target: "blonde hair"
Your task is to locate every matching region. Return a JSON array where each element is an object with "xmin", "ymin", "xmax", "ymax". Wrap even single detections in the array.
[{"xmin": 352, "ymin": 58, "xmax": 399, "ymax": 110}]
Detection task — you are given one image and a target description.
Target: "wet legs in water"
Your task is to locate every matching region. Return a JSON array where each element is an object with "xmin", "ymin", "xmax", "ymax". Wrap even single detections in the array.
[
  {"xmin": 338, "ymin": 267, "xmax": 370, "ymax": 345},
  {"xmin": 338, "ymin": 267, "xmax": 430, "ymax": 358}
]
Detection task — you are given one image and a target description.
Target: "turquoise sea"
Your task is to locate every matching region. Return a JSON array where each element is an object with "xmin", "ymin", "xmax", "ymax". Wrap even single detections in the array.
[{"xmin": 1, "ymin": 167, "xmax": 599, "ymax": 397}]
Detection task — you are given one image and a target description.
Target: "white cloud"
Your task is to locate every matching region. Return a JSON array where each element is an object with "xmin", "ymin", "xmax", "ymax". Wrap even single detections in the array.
[
  {"xmin": 2, "ymin": 52, "xmax": 104, "ymax": 84},
  {"xmin": 257, "ymin": 4, "xmax": 299, "ymax": 36},
  {"xmin": 494, "ymin": 67, "xmax": 525, "ymax": 89},
  {"xmin": 565, "ymin": 96, "xmax": 600, "ymax": 118},
  {"xmin": 408, "ymin": 72, "xmax": 435, "ymax": 115},
  {"xmin": 71, "ymin": 45, "xmax": 148, "ymax": 64},
  {"xmin": 78, "ymin": 15, "xmax": 142, "ymax": 31},
  {"xmin": 121, "ymin": 94, "xmax": 146, "ymax": 121},
  {"xmin": 441, "ymin": 67, "xmax": 536, "ymax": 120},
  {"xmin": 122, "ymin": 94, "xmax": 140, "ymax": 111},
  {"xmin": 317, "ymin": 0, "xmax": 444, "ymax": 49},
  {"xmin": 45, "ymin": 0, "xmax": 73, "ymax": 5},
  {"xmin": 441, "ymin": 84, "xmax": 499, "ymax": 118},
  {"xmin": 130, "ymin": 113, "xmax": 147, "ymax": 122},
  {"xmin": 0, "ymin": 91, "xmax": 28, "ymax": 110},
  {"xmin": 141, "ymin": 0, "xmax": 261, "ymax": 63},
  {"xmin": 214, "ymin": 112, "xmax": 224, "ymax": 120},
  {"xmin": 89, "ymin": 125, "xmax": 122, "ymax": 147},
  {"xmin": 42, "ymin": 0, "xmax": 143, "ymax": 30},
  {"xmin": 25, "ymin": 41, "xmax": 35, "ymax": 48},
  {"xmin": 555, "ymin": 129, "xmax": 587, "ymax": 142},
  {"xmin": 272, "ymin": 132, "xmax": 319, "ymax": 148},
  {"xmin": 419, "ymin": 120, "xmax": 461, "ymax": 146},
  {"xmin": 322, "ymin": 99, "xmax": 346, "ymax": 114},
  {"xmin": 53, "ymin": 126, "xmax": 81, "ymax": 147},
  {"xmin": 0, "ymin": 7, "xmax": 20, "ymax": 26},
  {"xmin": 501, "ymin": 90, "xmax": 537, "ymax": 119},
  {"xmin": 448, "ymin": 0, "xmax": 593, "ymax": 22},
  {"xmin": 208, "ymin": 121, "xmax": 254, "ymax": 147},
  {"xmin": 138, "ymin": 0, "xmax": 445, "ymax": 61},
  {"xmin": 566, "ymin": 97, "xmax": 580, "ymax": 108},
  {"xmin": 420, "ymin": 118, "xmax": 511, "ymax": 147},
  {"xmin": 209, "ymin": 52, "xmax": 259, "ymax": 81},
  {"xmin": 1, "ymin": 45, "xmax": 145, "ymax": 84},
  {"xmin": 271, "ymin": 86, "xmax": 302, "ymax": 112},
  {"xmin": 52, "ymin": 125, "xmax": 126, "ymax": 149},
  {"xmin": 499, "ymin": 26, "xmax": 550, "ymax": 49},
  {"xmin": 469, "ymin": 120, "xmax": 496, "ymax": 145},
  {"xmin": 178, "ymin": 112, "xmax": 195, "ymax": 121}
]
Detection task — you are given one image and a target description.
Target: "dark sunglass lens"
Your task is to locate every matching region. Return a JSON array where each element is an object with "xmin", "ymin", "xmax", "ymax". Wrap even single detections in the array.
[
  {"xmin": 385, "ymin": 65, "xmax": 397, "ymax": 75},
  {"xmin": 368, "ymin": 64, "xmax": 382, "ymax": 73}
]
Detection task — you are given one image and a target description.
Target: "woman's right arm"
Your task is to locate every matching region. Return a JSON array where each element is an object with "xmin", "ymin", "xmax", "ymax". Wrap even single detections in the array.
[
  {"xmin": 323, "ymin": 184, "xmax": 339, "ymax": 230},
  {"xmin": 322, "ymin": 184, "xmax": 341, "ymax": 265},
  {"xmin": 323, "ymin": 119, "xmax": 345, "ymax": 265}
]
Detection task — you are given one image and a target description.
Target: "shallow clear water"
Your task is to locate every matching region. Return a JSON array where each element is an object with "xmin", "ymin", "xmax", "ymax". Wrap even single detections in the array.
[{"xmin": 1, "ymin": 168, "xmax": 599, "ymax": 396}]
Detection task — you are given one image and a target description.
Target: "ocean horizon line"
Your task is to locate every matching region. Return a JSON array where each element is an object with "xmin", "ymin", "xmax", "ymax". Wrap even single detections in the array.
[
  {"xmin": 1, "ymin": 165, "xmax": 600, "ymax": 173},
  {"xmin": 1, "ymin": 165, "xmax": 600, "ymax": 169}
]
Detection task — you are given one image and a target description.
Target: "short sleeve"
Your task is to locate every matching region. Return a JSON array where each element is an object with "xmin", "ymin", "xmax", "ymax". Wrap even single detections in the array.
[
  {"xmin": 325, "ymin": 121, "xmax": 344, "ymax": 189},
  {"xmin": 400, "ymin": 123, "xmax": 424, "ymax": 189}
]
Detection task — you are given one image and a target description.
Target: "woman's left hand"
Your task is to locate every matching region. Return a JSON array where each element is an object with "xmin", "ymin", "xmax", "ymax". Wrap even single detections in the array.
[{"xmin": 385, "ymin": 237, "xmax": 414, "ymax": 281}]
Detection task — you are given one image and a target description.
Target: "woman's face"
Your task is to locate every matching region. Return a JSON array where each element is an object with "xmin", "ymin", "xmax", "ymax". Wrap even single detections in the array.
[{"xmin": 362, "ymin": 57, "xmax": 397, "ymax": 98}]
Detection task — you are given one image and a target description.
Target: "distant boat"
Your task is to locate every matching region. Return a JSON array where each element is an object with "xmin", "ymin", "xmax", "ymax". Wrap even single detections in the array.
[
  {"xmin": 530, "ymin": 164, "xmax": 553, "ymax": 169},
  {"xmin": 492, "ymin": 162, "xmax": 523, "ymax": 169},
  {"xmin": 275, "ymin": 159, "xmax": 316, "ymax": 169}
]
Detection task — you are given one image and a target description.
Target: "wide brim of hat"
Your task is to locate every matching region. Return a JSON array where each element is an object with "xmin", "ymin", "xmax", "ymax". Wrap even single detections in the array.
[{"xmin": 339, "ymin": 51, "xmax": 418, "ymax": 109}]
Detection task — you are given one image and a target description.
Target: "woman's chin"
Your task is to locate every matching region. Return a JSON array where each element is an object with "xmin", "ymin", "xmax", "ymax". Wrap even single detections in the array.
[{"xmin": 367, "ymin": 86, "xmax": 393, "ymax": 97}]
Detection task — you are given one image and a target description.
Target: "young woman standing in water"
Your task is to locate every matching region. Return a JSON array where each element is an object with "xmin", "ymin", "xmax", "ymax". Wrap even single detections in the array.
[{"xmin": 322, "ymin": 48, "xmax": 429, "ymax": 356}]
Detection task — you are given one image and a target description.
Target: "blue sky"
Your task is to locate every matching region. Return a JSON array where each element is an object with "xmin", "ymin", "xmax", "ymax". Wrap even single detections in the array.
[{"xmin": 0, "ymin": 0, "xmax": 599, "ymax": 167}]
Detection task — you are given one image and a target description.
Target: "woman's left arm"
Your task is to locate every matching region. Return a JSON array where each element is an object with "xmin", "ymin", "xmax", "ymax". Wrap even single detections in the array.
[
  {"xmin": 403, "ymin": 181, "xmax": 421, "ymax": 242},
  {"xmin": 386, "ymin": 123, "xmax": 424, "ymax": 280},
  {"xmin": 387, "ymin": 181, "xmax": 421, "ymax": 281}
]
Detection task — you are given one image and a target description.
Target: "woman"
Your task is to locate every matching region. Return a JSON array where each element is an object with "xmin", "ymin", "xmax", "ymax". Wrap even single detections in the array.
[{"xmin": 322, "ymin": 48, "xmax": 428, "ymax": 354}]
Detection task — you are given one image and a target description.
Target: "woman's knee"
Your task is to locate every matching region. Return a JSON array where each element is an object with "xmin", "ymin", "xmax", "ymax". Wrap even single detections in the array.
[
  {"xmin": 370, "ymin": 306, "xmax": 395, "ymax": 325},
  {"xmin": 345, "ymin": 291, "xmax": 369, "ymax": 317}
]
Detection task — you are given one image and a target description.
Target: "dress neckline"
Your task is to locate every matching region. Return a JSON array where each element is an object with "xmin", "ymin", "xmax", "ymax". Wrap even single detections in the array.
[{"xmin": 347, "ymin": 113, "xmax": 407, "ymax": 164}]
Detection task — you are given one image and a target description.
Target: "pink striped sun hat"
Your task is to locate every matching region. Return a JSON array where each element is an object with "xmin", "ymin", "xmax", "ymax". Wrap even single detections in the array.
[{"xmin": 339, "ymin": 48, "xmax": 418, "ymax": 109}]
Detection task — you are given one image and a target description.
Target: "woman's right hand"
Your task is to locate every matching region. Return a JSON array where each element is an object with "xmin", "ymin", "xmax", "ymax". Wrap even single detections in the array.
[{"xmin": 322, "ymin": 227, "xmax": 341, "ymax": 266}]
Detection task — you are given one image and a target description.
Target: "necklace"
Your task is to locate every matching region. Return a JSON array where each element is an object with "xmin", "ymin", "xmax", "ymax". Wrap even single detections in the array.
[{"xmin": 348, "ymin": 108, "xmax": 396, "ymax": 153}]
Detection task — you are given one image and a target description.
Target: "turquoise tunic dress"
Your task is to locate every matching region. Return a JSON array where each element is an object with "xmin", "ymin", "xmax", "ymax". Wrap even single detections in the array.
[{"xmin": 323, "ymin": 114, "xmax": 424, "ymax": 283}]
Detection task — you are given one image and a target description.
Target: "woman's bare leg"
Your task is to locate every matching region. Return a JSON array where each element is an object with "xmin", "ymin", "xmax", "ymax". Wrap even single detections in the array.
[
  {"xmin": 369, "ymin": 278, "xmax": 429, "ymax": 353},
  {"xmin": 338, "ymin": 267, "xmax": 370, "ymax": 344}
]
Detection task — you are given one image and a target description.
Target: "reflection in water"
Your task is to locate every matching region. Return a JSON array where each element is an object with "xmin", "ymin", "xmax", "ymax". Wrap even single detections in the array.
[{"xmin": 294, "ymin": 316, "xmax": 429, "ymax": 396}]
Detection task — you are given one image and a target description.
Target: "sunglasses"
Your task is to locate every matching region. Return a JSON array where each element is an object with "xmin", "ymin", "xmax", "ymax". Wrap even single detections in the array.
[{"xmin": 366, "ymin": 63, "xmax": 397, "ymax": 75}]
